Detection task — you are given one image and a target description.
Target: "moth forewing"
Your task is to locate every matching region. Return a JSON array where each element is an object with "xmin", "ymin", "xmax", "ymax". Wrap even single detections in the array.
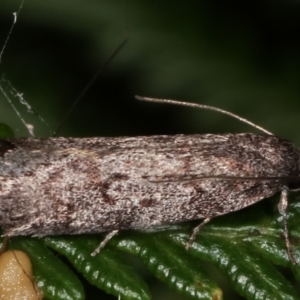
[{"xmin": 0, "ymin": 132, "xmax": 300, "ymax": 263}]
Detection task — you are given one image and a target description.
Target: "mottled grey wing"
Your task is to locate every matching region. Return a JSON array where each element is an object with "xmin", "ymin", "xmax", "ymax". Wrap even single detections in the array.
[
  {"xmin": 87, "ymin": 133, "xmax": 285, "ymax": 227},
  {"xmin": 0, "ymin": 133, "xmax": 295, "ymax": 236}
]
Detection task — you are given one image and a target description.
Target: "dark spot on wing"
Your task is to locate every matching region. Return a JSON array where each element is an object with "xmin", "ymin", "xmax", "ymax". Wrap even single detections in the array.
[{"xmin": 140, "ymin": 198, "xmax": 158, "ymax": 207}]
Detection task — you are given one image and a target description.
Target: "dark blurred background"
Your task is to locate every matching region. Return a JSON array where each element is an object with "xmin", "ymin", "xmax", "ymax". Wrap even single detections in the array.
[
  {"xmin": 1, "ymin": 0, "xmax": 300, "ymax": 140},
  {"xmin": 0, "ymin": 0, "xmax": 300, "ymax": 299}
]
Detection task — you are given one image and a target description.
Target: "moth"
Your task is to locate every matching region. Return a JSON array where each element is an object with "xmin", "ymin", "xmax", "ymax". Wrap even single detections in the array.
[{"xmin": 0, "ymin": 97, "xmax": 298, "ymax": 264}]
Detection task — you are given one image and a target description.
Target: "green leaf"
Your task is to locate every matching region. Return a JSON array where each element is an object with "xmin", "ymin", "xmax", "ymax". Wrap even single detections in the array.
[
  {"xmin": 113, "ymin": 231, "xmax": 222, "ymax": 300},
  {"xmin": 0, "ymin": 123, "xmax": 14, "ymax": 138},
  {"xmin": 170, "ymin": 233, "xmax": 298, "ymax": 300},
  {"xmin": 44, "ymin": 236, "xmax": 151, "ymax": 300},
  {"xmin": 9, "ymin": 237, "xmax": 84, "ymax": 300}
]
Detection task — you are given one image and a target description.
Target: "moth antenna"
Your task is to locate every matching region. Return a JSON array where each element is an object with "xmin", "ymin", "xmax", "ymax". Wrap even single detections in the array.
[
  {"xmin": 135, "ymin": 96, "xmax": 273, "ymax": 135},
  {"xmin": 54, "ymin": 38, "xmax": 128, "ymax": 137},
  {"xmin": 54, "ymin": 0, "xmax": 129, "ymax": 137}
]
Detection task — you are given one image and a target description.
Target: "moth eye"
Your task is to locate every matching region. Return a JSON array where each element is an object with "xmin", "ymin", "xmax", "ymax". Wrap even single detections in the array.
[{"xmin": 287, "ymin": 176, "xmax": 300, "ymax": 191}]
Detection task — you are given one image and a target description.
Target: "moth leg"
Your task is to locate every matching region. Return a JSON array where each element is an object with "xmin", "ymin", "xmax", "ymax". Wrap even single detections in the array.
[
  {"xmin": 278, "ymin": 189, "xmax": 296, "ymax": 265},
  {"xmin": 91, "ymin": 230, "xmax": 119, "ymax": 256},
  {"xmin": 186, "ymin": 217, "xmax": 211, "ymax": 250}
]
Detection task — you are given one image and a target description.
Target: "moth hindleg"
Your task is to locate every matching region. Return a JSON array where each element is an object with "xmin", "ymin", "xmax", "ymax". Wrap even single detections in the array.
[
  {"xmin": 91, "ymin": 230, "xmax": 119, "ymax": 256},
  {"xmin": 186, "ymin": 217, "xmax": 212, "ymax": 250}
]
